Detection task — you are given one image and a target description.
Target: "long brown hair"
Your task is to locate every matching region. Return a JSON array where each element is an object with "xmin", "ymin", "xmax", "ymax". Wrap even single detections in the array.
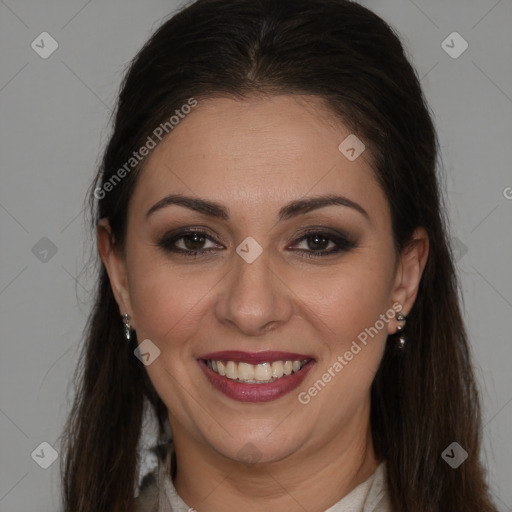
[{"xmin": 60, "ymin": 1, "xmax": 495, "ymax": 510}]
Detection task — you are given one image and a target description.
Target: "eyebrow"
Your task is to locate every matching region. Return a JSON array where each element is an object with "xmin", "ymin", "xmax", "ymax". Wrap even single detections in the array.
[{"xmin": 146, "ymin": 193, "xmax": 369, "ymax": 221}]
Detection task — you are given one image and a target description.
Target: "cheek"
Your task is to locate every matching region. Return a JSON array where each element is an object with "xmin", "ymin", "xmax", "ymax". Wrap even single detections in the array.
[
  {"xmin": 286, "ymin": 253, "xmax": 394, "ymax": 402},
  {"xmin": 284, "ymin": 256, "xmax": 395, "ymax": 341},
  {"xmin": 125, "ymin": 250, "xmax": 223, "ymax": 415},
  {"xmin": 127, "ymin": 249, "xmax": 220, "ymax": 349},
  {"xmin": 292, "ymin": 264, "xmax": 392, "ymax": 426}
]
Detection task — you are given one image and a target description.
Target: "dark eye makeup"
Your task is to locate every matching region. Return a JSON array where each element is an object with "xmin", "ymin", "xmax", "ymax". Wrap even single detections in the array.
[{"xmin": 155, "ymin": 226, "xmax": 357, "ymax": 259}]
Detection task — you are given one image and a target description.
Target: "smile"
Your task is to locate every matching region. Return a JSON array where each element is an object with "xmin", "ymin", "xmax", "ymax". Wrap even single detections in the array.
[
  {"xmin": 197, "ymin": 351, "xmax": 315, "ymax": 402},
  {"xmin": 205, "ymin": 359, "xmax": 309, "ymax": 383}
]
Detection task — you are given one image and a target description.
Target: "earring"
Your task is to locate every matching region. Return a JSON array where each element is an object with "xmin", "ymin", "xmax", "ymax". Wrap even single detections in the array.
[
  {"xmin": 122, "ymin": 313, "xmax": 132, "ymax": 342},
  {"xmin": 396, "ymin": 312, "xmax": 407, "ymax": 349}
]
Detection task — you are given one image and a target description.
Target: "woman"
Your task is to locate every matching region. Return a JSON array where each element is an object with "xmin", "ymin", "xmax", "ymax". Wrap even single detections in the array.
[{"xmin": 60, "ymin": 0, "xmax": 496, "ymax": 510}]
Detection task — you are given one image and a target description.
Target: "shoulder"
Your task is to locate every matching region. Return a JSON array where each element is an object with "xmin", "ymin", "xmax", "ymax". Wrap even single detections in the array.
[
  {"xmin": 134, "ymin": 436, "xmax": 174, "ymax": 512},
  {"xmin": 133, "ymin": 435, "xmax": 174, "ymax": 512},
  {"xmin": 363, "ymin": 462, "xmax": 392, "ymax": 512},
  {"xmin": 133, "ymin": 468, "xmax": 160, "ymax": 512}
]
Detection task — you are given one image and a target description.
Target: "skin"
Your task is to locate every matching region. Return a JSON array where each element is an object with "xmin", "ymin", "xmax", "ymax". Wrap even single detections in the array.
[{"xmin": 98, "ymin": 94, "xmax": 429, "ymax": 512}]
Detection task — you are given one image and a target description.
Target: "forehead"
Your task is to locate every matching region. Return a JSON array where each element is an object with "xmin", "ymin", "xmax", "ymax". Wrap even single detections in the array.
[{"xmin": 130, "ymin": 95, "xmax": 387, "ymax": 222}]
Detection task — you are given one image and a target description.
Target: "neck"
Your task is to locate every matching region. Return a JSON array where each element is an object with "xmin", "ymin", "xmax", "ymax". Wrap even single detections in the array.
[{"xmin": 169, "ymin": 410, "xmax": 379, "ymax": 512}]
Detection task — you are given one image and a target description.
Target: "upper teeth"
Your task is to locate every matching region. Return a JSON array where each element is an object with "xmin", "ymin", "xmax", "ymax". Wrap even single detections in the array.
[{"xmin": 206, "ymin": 359, "xmax": 308, "ymax": 383}]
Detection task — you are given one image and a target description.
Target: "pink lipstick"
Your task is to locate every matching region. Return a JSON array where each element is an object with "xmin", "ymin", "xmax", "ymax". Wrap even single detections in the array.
[{"xmin": 197, "ymin": 351, "xmax": 315, "ymax": 402}]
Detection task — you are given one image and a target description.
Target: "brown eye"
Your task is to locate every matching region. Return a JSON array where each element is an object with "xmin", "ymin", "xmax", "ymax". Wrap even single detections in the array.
[
  {"xmin": 182, "ymin": 233, "xmax": 207, "ymax": 250},
  {"xmin": 158, "ymin": 229, "xmax": 222, "ymax": 255},
  {"xmin": 303, "ymin": 234, "xmax": 331, "ymax": 251},
  {"xmin": 292, "ymin": 229, "xmax": 356, "ymax": 257}
]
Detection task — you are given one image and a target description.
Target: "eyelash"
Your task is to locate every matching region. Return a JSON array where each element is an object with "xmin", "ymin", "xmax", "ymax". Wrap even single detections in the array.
[{"xmin": 157, "ymin": 227, "xmax": 356, "ymax": 259}]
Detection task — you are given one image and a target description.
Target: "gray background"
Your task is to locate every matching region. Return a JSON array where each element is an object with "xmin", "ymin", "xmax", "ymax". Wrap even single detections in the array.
[{"xmin": 0, "ymin": 0, "xmax": 511, "ymax": 510}]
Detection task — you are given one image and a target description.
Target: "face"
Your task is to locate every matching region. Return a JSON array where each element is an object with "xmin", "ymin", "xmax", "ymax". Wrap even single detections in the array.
[{"xmin": 99, "ymin": 94, "xmax": 427, "ymax": 467}]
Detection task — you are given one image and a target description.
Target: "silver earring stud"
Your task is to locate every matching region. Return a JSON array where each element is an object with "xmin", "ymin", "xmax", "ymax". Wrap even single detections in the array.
[{"xmin": 123, "ymin": 313, "xmax": 132, "ymax": 342}]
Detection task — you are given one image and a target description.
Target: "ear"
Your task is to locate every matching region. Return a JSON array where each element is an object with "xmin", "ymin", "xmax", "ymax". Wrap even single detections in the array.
[
  {"xmin": 388, "ymin": 227, "xmax": 429, "ymax": 334},
  {"xmin": 97, "ymin": 218, "xmax": 135, "ymax": 327}
]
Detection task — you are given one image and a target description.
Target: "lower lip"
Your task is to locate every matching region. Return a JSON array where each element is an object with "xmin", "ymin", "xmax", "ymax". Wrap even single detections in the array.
[{"xmin": 198, "ymin": 359, "xmax": 315, "ymax": 402}]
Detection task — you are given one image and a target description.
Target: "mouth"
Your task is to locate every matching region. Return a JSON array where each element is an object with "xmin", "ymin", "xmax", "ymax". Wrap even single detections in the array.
[
  {"xmin": 197, "ymin": 351, "xmax": 315, "ymax": 402},
  {"xmin": 204, "ymin": 358, "xmax": 309, "ymax": 383}
]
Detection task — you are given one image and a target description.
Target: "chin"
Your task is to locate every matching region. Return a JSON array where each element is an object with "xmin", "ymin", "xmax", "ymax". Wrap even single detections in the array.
[{"xmin": 211, "ymin": 435, "xmax": 303, "ymax": 466}]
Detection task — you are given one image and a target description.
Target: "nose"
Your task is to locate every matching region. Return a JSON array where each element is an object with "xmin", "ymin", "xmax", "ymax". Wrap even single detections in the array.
[{"xmin": 215, "ymin": 248, "xmax": 294, "ymax": 336}]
